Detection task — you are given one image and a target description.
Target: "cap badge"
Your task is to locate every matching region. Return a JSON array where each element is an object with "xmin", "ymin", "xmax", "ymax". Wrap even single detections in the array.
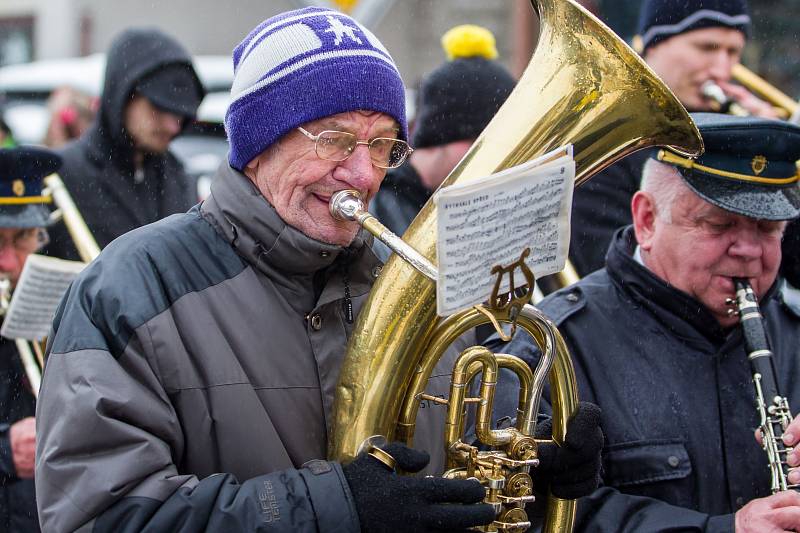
[
  {"xmin": 751, "ymin": 155, "xmax": 767, "ymax": 176},
  {"xmin": 12, "ymin": 179, "xmax": 25, "ymax": 197}
]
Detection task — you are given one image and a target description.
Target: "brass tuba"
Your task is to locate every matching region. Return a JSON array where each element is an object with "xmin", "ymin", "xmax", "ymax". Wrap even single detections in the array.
[{"xmin": 329, "ymin": 0, "xmax": 703, "ymax": 531}]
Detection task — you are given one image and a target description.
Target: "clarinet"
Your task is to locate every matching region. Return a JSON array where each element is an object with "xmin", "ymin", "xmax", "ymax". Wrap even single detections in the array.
[{"xmin": 730, "ymin": 278, "xmax": 796, "ymax": 493}]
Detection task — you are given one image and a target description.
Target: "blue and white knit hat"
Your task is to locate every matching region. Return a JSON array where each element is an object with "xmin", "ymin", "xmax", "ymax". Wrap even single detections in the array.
[
  {"xmin": 637, "ymin": 0, "xmax": 751, "ymax": 53},
  {"xmin": 225, "ymin": 7, "xmax": 407, "ymax": 171}
]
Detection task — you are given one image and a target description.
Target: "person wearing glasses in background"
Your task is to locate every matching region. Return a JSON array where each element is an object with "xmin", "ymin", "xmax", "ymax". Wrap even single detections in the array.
[
  {"xmin": 0, "ymin": 146, "xmax": 61, "ymax": 533},
  {"xmin": 35, "ymin": 8, "xmax": 602, "ymax": 533}
]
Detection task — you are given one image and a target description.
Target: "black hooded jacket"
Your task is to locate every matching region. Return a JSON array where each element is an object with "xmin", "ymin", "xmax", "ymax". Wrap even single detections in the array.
[{"xmin": 45, "ymin": 28, "xmax": 203, "ymax": 261}]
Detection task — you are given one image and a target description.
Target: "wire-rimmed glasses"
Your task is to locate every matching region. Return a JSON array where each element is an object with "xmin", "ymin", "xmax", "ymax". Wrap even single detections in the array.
[{"xmin": 297, "ymin": 126, "xmax": 413, "ymax": 169}]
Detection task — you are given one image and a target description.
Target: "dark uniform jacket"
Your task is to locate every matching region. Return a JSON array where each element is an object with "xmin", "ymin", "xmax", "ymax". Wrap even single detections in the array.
[
  {"xmin": 494, "ymin": 227, "xmax": 800, "ymax": 532},
  {"xmin": 36, "ymin": 163, "xmax": 456, "ymax": 532},
  {"xmin": 45, "ymin": 28, "xmax": 198, "ymax": 261},
  {"xmin": 0, "ymin": 339, "xmax": 37, "ymax": 532}
]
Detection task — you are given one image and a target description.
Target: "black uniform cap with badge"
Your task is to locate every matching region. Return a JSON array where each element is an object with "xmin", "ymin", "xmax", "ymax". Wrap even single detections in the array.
[
  {"xmin": 656, "ymin": 112, "xmax": 800, "ymax": 221},
  {"xmin": 0, "ymin": 146, "xmax": 61, "ymax": 228}
]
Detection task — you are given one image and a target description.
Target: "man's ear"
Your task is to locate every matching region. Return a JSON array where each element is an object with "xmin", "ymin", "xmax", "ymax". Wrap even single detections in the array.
[
  {"xmin": 631, "ymin": 190, "xmax": 658, "ymax": 251},
  {"xmin": 243, "ymin": 155, "xmax": 260, "ymax": 182}
]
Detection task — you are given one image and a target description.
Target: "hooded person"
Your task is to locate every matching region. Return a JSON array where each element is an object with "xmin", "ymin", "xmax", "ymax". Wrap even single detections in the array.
[
  {"xmin": 369, "ymin": 24, "xmax": 516, "ymax": 260},
  {"xmin": 44, "ymin": 27, "xmax": 205, "ymax": 261}
]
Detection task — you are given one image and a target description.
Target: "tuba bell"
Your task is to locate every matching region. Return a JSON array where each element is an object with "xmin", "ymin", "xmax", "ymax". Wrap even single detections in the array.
[{"xmin": 329, "ymin": 0, "xmax": 703, "ymax": 531}]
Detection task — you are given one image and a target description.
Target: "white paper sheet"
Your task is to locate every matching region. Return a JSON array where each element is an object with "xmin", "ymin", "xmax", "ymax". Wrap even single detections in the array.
[
  {"xmin": 1, "ymin": 254, "xmax": 85, "ymax": 341},
  {"xmin": 434, "ymin": 146, "xmax": 575, "ymax": 316}
]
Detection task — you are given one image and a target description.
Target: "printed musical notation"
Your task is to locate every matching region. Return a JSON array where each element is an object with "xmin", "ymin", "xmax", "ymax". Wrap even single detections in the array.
[
  {"xmin": 434, "ymin": 145, "xmax": 575, "ymax": 316},
  {"xmin": 1, "ymin": 254, "xmax": 85, "ymax": 341}
]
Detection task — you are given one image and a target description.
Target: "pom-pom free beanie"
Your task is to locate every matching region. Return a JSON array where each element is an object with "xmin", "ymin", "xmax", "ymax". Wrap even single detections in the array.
[
  {"xmin": 225, "ymin": 7, "xmax": 407, "ymax": 170},
  {"xmin": 636, "ymin": 0, "xmax": 750, "ymax": 53}
]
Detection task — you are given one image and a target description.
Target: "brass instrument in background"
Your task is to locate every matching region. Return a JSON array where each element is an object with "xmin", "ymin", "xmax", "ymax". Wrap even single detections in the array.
[
  {"xmin": 45, "ymin": 173, "xmax": 100, "ymax": 263},
  {"xmin": 702, "ymin": 64, "xmax": 799, "ymax": 121},
  {"xmin": 0, "ymin": 174, "xmax": 99, "ymax": 397},
  {"xmin": 328, "ymin": 0, "xmax": 703, "ymax": 530},
  {"xmin": 730, "ymin": 279, "xmax": 798, "ymax": 493},
  {"xmin": 0, "ymin": 277, "xmax": 45, "ymax": 396}
]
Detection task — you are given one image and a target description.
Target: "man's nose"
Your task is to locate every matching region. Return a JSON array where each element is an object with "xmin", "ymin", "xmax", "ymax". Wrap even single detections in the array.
[
  {"xmin": 161, "ymin": 112, "xmax": 184, "ymax": 136},
  {"xmin": 0, "ymin": 245, "xmax": 19, "ymax": 273},
  {"xmin": 336, "ymin": 144, "xmax": 380, "ymax": 191},
  {"xmin": 708, "ymin": 51, "xmax": 734, "ymax": 82},
  {"xmin": 729, "ymin": 227, "xmax": 763, "ymax": 259}
]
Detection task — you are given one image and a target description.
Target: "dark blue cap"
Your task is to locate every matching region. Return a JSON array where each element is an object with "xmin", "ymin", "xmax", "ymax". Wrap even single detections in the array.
[
  {"xmin": 658, "ymin": 113, "xmax": 800, "ymax": 221},
  {"xmin": 0, "ymin": 147, "xmax": 60, "ymax": 228},
  {"xmin": 135, "ymin": 63, "xmax": 205, "ymax": 118},
  {"xmin": 636, "ymin": 0, "xmax": 751, "ymax": 53}
]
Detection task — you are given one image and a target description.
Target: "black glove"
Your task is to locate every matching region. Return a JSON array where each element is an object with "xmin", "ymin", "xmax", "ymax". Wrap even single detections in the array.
[
  {"xmin": 533, "ymin": 401, "xmax": 603, "ymax": 499},
  {"xmin": 342, "ymin": 442, "xmax": 495, "ymax": 533}
]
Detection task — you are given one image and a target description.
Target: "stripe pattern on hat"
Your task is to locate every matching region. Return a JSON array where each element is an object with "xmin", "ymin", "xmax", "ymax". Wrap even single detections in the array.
[{"xmin": 225, "ymin": 7, "xmax": 407, "ymax": 171}]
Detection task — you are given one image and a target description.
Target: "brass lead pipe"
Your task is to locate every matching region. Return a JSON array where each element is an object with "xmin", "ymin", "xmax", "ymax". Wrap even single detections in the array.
[
  {"xmin": 329, "ymin": 190, "xmax": 438, "ymax": 281},
  {"xmin": 44, "ymin": 174, "xmax": 100, "ymax": 262},
  {"xmin": 732, "ymin": 63, "xmax": 797, "ymax": 119}
]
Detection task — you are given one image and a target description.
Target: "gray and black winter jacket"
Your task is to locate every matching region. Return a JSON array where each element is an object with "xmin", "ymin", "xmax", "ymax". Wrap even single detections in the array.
[{"xmin": 36, "ymin": 164, "xmax": 454, "ymax": 532}]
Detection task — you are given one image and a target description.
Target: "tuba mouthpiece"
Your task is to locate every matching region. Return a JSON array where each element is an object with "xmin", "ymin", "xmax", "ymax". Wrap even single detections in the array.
[{"xmin": 329, "ymin": 190, "xmax": 363, "ymax": 222}]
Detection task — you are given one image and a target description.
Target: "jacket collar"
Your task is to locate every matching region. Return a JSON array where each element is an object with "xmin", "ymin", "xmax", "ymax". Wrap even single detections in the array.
[
  {"xmin": 605, "ymin": 226, "xmax": 779, "ymax": 346},
  {"xmin": 200, "ymin": 163, "xmax": 371, "ymax": 277}
]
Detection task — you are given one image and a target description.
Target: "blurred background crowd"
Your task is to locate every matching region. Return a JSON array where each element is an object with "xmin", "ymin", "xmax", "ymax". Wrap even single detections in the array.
[{"xmin": 0, "ymin": 0, "xmax": 798, "ymax": 198}]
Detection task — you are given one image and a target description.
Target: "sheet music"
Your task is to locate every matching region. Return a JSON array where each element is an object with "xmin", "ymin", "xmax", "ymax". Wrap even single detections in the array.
[
  {"xmin": 435, "ymin": 146, "xmax": 575, "ymax": 316},
  {"xmin": 1, "ymin": 254, "xmax": 85, "ymax": 341}
]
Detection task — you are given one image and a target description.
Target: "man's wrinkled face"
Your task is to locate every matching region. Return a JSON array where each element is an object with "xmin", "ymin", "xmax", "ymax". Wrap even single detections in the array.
[
  {"xmin": 124, "ymin": 95, "xmax": 184, "ymax": 153},
  {"xmin": 245, "ymin": 110, "xmax": 397, "ymax": 246},
  {"xmin": 638, "ymin": 189, "xmax": 785, "ymax": 327},
  {"xmin": 0, "ymin": 228, "xmax": 41, "ymax": 287},
  {"xmin": 645, "ymin": 27, "xmax": 745, "ymax": 111}
]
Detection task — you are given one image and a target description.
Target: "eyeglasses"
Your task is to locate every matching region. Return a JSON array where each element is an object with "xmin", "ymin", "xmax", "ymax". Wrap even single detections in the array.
[
  {"xmin": 297, "ymin": 126, "xmax": 413, "ymax": 169},
  {"xmin": 0, "ymin": 228, "xmax": 49, "ymax": 253}
]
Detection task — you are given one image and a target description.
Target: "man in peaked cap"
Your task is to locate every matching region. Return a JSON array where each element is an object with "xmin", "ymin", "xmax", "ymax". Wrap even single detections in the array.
[
  {"xmin": 35, "ymin": 8, "xmax": 603, "ymax": 532},
  {"xmin": 491, "ymin": 113, "xmax": 800, "ymax": 530},
  {"xmin": 44, "ymin": 27, "xmax": 205, "ymax": 262},
  {"xmin": 569, "ymin": 0, "xmax": 784, "ymax": 279},
  {"xmin": 0, "ymin": 146, "xmax": 61, "ymax": 532}
]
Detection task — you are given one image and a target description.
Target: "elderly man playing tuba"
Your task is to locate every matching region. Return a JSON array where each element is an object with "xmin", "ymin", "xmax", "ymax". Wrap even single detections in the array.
[
  {"xmin": 35, "ymin": 8, "xmax": 602, "ymax": 533},
  {"xmin": 493, "ymin": 113, "xmax": 800, "ymax": 531}
]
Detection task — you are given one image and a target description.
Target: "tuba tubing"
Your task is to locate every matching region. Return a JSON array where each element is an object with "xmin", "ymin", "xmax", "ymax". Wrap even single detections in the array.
[{"xmin": 45, "ymin": 173, "xmax": 100, "ymax": 263}]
